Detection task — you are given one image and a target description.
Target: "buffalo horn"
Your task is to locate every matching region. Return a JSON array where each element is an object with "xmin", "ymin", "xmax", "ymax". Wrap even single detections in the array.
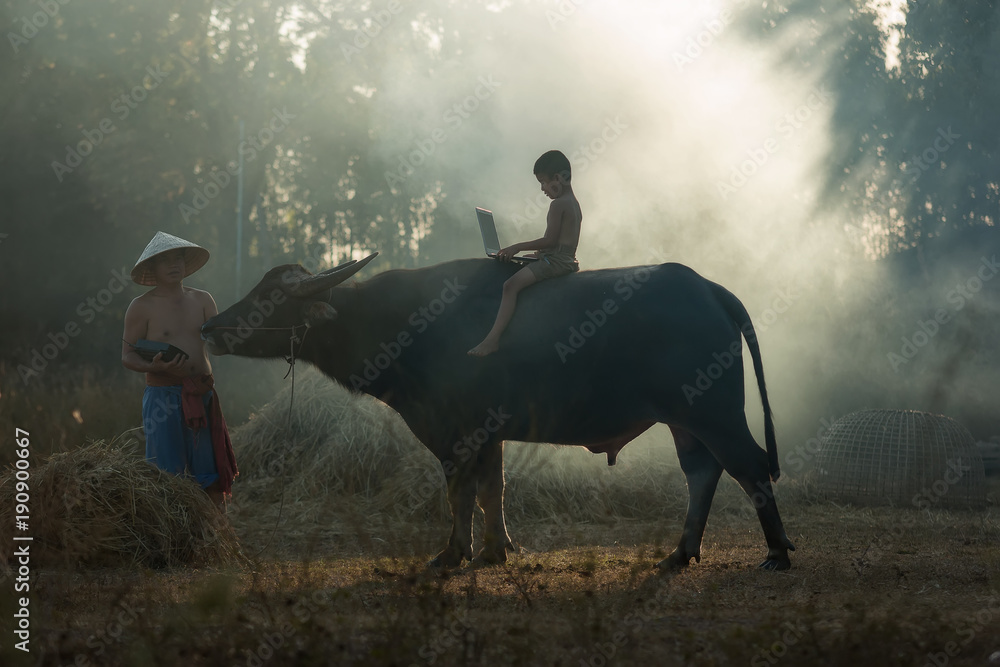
[{"xmin": 287, "ymin": 252, "xmax": 380, "ymax": 297}]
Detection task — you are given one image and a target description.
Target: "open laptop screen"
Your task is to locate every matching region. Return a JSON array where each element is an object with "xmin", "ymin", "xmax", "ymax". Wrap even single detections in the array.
[{"xmin": 476, "ymin": 207, "xmax": 502, "ymax": 256}]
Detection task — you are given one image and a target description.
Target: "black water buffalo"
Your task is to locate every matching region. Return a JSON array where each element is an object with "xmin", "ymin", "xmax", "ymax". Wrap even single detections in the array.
[{"xmin": 202, "ymin": 254, "xmax": 795, "ymax": 570}]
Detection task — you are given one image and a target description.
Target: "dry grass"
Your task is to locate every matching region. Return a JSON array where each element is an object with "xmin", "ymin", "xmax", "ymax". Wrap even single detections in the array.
[
  {"xmin": 8, "ymin": 368, "xmax": 1000, "ymax": 665},
  {"xmin": 0, "ymin": 364, "xmax": 142, "ymax": 463},
  {"xmin": 12, "ymin": 502, "xmax": 1000, "ymax": 667},
  {"xmin": 232, "ymin": 369, "xmax": 424, "ymax": 501},
  {"xmin": 0, "ymin": 435, "xmax": 244, "ymax": 570},
  {"xmin": 228, "ymin": 369, "xmax": 447, "ymax": 553}
]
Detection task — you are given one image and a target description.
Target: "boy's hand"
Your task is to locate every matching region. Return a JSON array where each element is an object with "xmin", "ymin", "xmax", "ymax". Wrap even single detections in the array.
[
  {"xmin": 497, "ymin": 245, "xmax": 519, "ymax": 261},
  {"xmin": 148, "ymin": 351, "xmax": 187, "ymax": 375}
]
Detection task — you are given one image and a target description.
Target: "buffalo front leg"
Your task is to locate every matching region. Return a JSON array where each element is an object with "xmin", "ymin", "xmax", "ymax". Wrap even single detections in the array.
[
  {"xmin": 658, "ymin": 427, "xmax": 724, "ymax": 570},
  {"xmin": 472, "ymin": 441, "xmax": 515, "ymax": 566},
  {"xmin": 429, "ymin": 470, "xmax": 476, "ymax": 568}
]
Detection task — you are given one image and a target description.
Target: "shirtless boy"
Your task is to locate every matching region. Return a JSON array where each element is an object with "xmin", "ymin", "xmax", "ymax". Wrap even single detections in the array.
[
  {"xmin": 122, "ymin": 232, "xmax": 237, "ymax": 508},
  {"xmin": 468, "ymin": 149, "xmax": 582, "ymax": 356}
]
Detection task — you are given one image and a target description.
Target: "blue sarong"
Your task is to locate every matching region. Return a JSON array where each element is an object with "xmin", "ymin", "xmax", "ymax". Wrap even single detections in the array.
[{"xmin": 142, "ymin": 385, "xmax": 219, "ymax": 488}]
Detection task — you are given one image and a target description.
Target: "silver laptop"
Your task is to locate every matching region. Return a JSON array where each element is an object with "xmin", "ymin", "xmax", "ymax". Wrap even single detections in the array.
[{"xmin": 475, "ymin": 207, "xmax": 538, "ymax": 263}]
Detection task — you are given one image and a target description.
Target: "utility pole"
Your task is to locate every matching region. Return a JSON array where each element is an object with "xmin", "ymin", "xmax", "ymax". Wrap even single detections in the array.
[{"xmin": 235, "ymin": 119, "xmax": 244, "ymax": 300}]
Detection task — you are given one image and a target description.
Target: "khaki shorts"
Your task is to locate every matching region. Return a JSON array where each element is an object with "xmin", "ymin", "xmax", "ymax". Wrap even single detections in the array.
[{"xmin": 529, "ymin": 246, "xmax": 579, "ymax": 280}]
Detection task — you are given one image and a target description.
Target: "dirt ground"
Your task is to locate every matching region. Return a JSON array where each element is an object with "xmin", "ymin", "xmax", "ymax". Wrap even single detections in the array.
[{"xmin": 4, "ymin": 490, "xmax": 1000, "ymax": 667}]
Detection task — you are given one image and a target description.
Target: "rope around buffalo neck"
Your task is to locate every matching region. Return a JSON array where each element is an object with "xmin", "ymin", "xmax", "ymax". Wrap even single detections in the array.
[{"xmin": 250, "ymin": 322, "xmax": 310, "ymax": 559}]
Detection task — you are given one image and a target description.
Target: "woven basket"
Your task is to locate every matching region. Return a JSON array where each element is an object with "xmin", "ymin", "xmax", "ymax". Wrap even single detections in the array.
[{"xmin": 814, "ymin": 409, "xmax": 986, "ymax": 508}]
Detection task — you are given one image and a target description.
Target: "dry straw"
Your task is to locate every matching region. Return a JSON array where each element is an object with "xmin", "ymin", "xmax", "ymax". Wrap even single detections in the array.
[
  {"xmin": 229, "ymin": 368, "xmax": 449, "ymax": 545},
  {"xmin": 0, "ymin": 434, "xmax": 244, "ymax": 570}
]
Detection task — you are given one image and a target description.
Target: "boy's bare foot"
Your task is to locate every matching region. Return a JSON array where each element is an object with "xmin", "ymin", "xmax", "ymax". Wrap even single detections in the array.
[{"xmin": 468, "ymin": 338, "xmax": 499, "ymax": 356}]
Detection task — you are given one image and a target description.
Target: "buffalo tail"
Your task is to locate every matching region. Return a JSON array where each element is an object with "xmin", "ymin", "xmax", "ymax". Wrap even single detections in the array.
[{"xmin": 710, "ymin": 283, "xmax": 780, "ymax": 482}]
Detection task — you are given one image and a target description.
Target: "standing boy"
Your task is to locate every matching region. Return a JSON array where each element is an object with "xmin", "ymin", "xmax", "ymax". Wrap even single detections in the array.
[
  {"xmin": 122, "ymin": 232, "xmax": 237, "ymax": 508},
  {"xmin": 468, "ymin": 150, "xmax": 582, "ymax": 356}
]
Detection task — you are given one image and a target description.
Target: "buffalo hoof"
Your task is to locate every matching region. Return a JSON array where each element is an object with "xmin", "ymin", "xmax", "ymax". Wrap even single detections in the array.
[
  {"xmin": 655, "ymin": 549, "xmax": 697, "ymax": 570},
  {"xmin": 758, "ymin": 539, "xmax": 795, "ymax": 571},
  {"xmin": 428, "ymin": 548, "xmax": 466, "ymax": 569},
  {"xmin": 758, "ymin": 557, "xmax": 791, "ymax": 571},
  {"xmin": 470, "ymin": 554, "xmax": 507, "ymax": 568},
  {"xmin": 470, "ymin": 550, "xmax": 507, "ymax": 568}
]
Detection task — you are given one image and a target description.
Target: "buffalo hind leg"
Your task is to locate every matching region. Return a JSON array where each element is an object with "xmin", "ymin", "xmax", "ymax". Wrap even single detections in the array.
[
  {"xmin": 696, "ymin": 421, "xmax": 795, "ymax": 571},
  {"xmin": 471, "ymin": 441, "xmax": 515, "ymax": 566},
  {"xmin": 429, "ymin": 471, "xmax": 476, "ymax": 568},
  {"xmin": 658, "ymin": 426, "xmax": 724, "ymax": 570},
  {"xmin": 749, "ymin": 476, "xmax": 796, "ymax": 571}
]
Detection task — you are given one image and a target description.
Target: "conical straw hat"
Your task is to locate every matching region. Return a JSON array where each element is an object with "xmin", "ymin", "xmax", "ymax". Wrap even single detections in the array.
[{"xmin": 131, "ymin": 232, "xmax": 210, "ymax": 286}]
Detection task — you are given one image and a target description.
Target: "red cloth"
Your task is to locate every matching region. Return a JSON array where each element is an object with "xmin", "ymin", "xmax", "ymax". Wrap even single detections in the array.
[{"xmin": 181, "ymin": 374, "xmax": 238, "ymax": 497}]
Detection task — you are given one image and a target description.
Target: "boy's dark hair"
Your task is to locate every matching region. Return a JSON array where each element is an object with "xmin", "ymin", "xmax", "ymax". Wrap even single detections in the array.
[{"xmin": 533, "ymin": 150, "xmax": 571, "ymax": 183}]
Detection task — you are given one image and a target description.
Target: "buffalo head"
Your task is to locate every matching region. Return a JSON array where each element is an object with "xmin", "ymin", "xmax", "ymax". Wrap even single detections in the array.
[{"xmin": 201, "ymin": 252, "xmax": 379, "ymax": 358}]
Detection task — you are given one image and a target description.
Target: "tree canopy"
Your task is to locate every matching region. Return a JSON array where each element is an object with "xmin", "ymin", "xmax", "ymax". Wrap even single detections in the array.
[{"xmin": 2, "ymin": 0, "xmax": 998, "ymax": 345}]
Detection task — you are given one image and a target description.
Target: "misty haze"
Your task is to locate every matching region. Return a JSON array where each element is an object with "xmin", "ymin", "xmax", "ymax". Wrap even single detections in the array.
[{"xmin": 1, "ymin": 1, "xmax": 999, "ymax": 665}]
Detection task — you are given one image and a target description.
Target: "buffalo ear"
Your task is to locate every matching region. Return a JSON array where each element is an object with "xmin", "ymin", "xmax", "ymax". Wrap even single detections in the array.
[{"xmin": 304, "ymin": 302, "xmax": 338, "ymax": 325}]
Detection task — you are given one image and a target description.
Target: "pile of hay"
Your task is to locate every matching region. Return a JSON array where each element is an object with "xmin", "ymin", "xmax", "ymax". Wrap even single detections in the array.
[
  {"xmin": 230, "ymin": 369, "xmax": 446, "ymax": 521},
  {"xmin": 0, "ymin": 436, "xmax": 243, "ymax": 570}
]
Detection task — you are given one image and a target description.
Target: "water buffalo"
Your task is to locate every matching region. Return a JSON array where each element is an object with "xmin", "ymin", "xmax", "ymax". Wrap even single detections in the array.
[{"xmin": 202, "ymin": 254, "xmax": 795, "ymax": 570}]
